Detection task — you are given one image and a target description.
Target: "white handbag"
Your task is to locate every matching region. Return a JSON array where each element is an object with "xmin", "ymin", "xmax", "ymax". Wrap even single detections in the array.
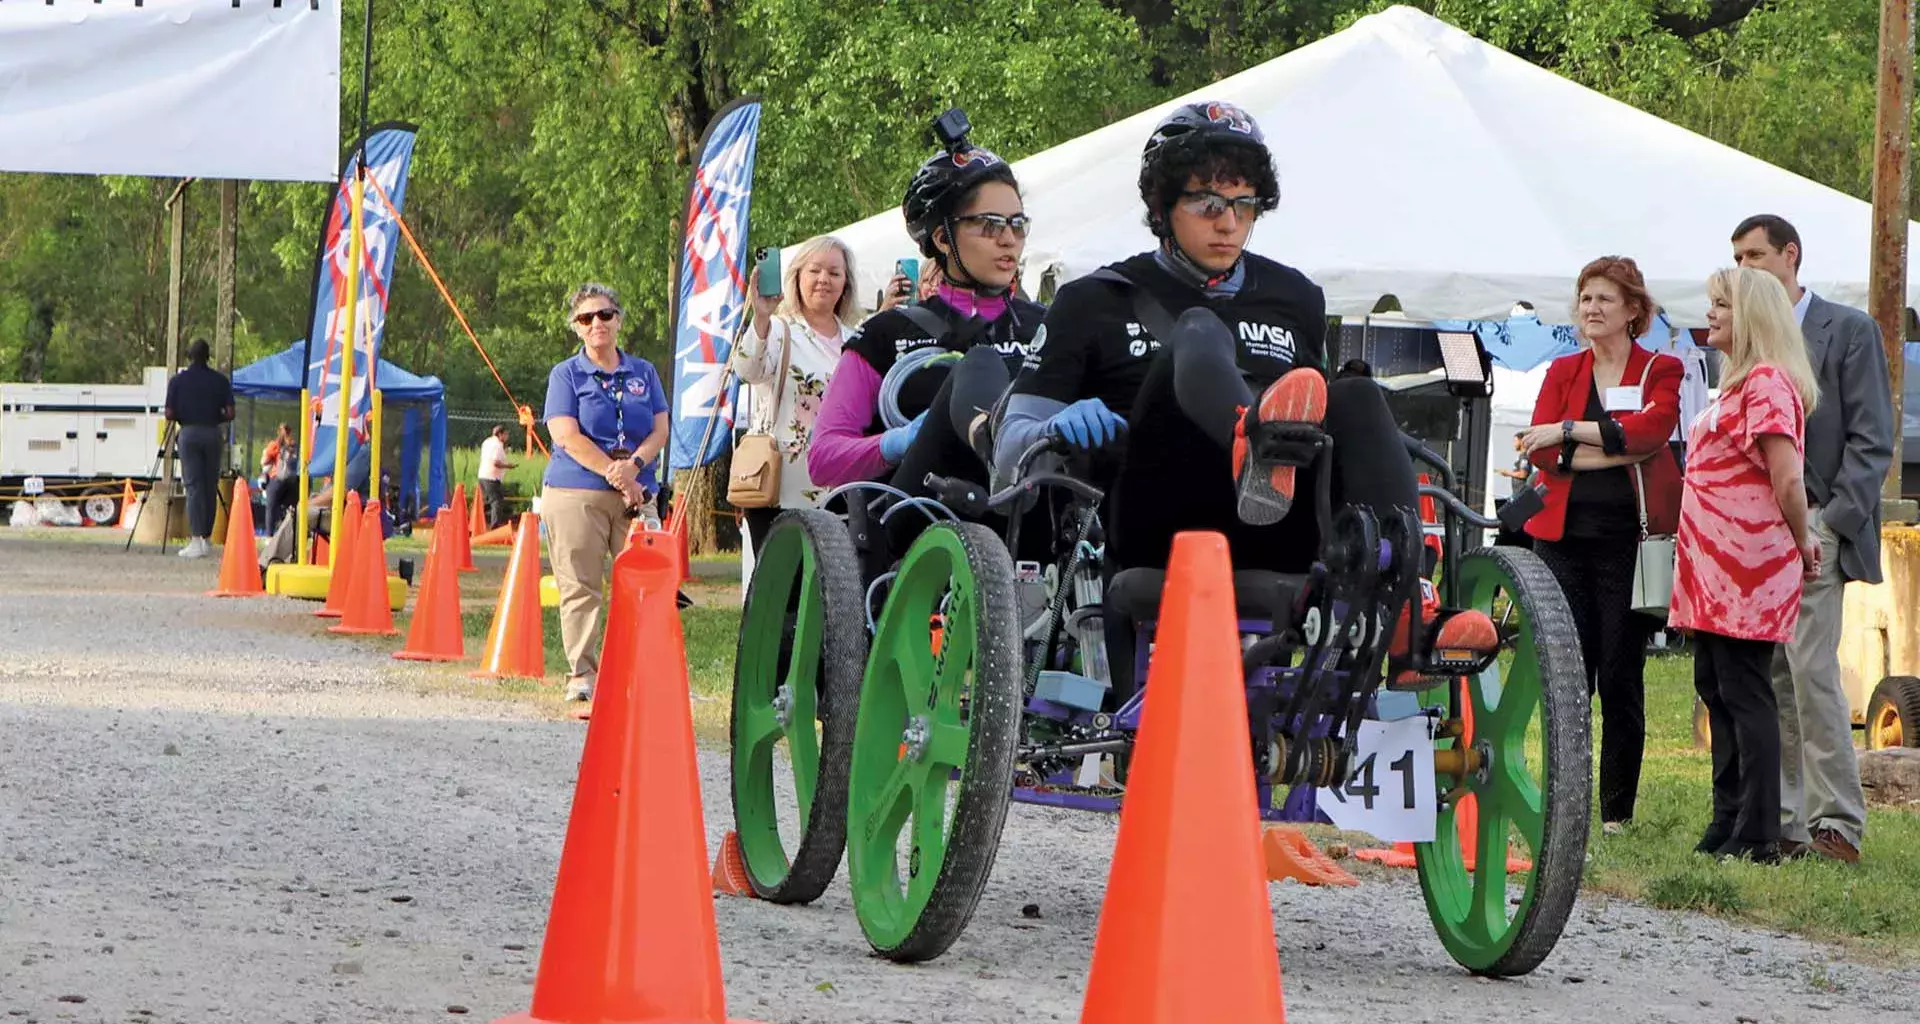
[{"xmin": 1626, "ymin": 358, "xmax": 1675, "ymax": 617}]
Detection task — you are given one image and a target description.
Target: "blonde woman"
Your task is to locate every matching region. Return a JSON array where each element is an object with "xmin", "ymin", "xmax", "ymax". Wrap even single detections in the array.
[
  {"xmin": 1670, "ymin": 266, "xmax": 1820, "ymax": 863},
  {"xmin": 738, "ymin": 235, "xmax": 862, "ymax": 551}
]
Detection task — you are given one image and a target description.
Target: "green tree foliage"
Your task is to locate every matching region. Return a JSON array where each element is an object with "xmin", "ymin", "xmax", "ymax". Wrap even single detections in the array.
[{"xmin": 0, "ymin": 0, "xmax": 1902, "ymax": 403}]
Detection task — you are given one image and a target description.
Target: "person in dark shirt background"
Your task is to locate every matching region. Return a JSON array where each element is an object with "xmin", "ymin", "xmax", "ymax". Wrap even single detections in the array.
[{"xmin": 164, "ymin": 339, "xmax": 234, "ymax": 559}]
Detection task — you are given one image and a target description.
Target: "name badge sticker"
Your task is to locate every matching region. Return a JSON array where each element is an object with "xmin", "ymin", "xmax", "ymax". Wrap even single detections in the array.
[{"xmin": 1602, "ymin": 385, "xmax": 1642, "ymax": 412}]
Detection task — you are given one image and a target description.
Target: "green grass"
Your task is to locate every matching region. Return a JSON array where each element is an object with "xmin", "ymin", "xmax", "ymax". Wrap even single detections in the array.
[
  {"xmin": 446, "ymin": 445, "xmax": 549, "ymax": 507},
  {"xmin": 1584, "ymin": 653, "xmax": 1920, "ymax": 957}
]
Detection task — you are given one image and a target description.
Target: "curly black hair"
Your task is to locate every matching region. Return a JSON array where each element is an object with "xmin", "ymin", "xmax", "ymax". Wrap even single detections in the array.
[{"xmin": 1139, "ymin": 140, "xmax": 1279, "ymax": 237}]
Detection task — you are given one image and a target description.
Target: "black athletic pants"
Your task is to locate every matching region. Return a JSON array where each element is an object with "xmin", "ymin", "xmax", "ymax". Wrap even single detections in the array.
[
  {"xmin": 883, "ymin": 347, "xmax": 1022, "ymax": 556},
  {"xmin": 1104, "ymin": 311, "xmax": 1418, "ymax": 700},
  {"xmin": 1693, "ymin": 630, "xmax": 1782, "ymax": 847},
  {"xmin": 743, "ymin": 505, "xmax": 783, "ymax": 556},
  {"xmin": 1109, "ymin": 312, "xmax": 1418, "ymax": 574},
  {"xmin": 1532, "ymin": 535, "xmax": 1647, "ymax": 824}
]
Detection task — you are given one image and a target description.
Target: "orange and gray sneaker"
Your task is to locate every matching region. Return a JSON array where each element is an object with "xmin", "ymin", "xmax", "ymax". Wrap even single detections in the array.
[
  {"xmin": 1388, "ymin": 579, "xmax": 1500, "ymax": 687},
  {"xmin": 1231, "ymin": 368, "xmax": 1328, "ymax": 525}
]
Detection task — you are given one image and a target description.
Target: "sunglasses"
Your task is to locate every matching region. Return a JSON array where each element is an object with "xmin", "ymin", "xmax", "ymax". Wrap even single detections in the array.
[
  {"xmin": 572, "ymin": 308, "xmax": 620, "ymax": 326},
  {"xmin": 1178, "ymin": 190, "xmax": 1263, "ymax": 222},
  {"xmin": 953, "ymin": 212, "xmax": 1031, "ymax": 241}
]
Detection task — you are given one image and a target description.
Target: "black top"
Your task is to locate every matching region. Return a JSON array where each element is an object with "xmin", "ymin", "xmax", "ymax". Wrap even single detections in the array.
[
  {"xmin": 1009, "ymin": 251, "xmax": 1328, "ymax": 415},
  {"xmin": 844, "ymin": 294, "xmax": 1046, "ymax": 434},
  {"xmin": 165, "ymin": 364, "xmax": 234, "ymax": 427},
  {"xmin": 1564, "ymin": 382, "xmax": 1640, "ymax": 540}
]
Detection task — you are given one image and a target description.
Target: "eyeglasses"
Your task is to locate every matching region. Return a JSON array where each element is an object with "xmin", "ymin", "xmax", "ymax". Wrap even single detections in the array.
[
  {"xmin": 953, "ymin": 213, "xmax": 1031, "ymax": 241},
  {"xmin": 573, "ymin": 308, "xmax": 620, "ymax": 326},
  {"xmin": 1178, "ymin": 190, "xmax": 1263, "ymax": 222}
]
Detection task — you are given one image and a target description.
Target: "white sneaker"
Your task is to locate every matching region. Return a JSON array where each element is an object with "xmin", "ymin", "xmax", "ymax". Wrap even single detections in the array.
[
  {"xmin": 564, "ymin": 677, "xmax": 594, "ymax": 702},
  {"xmin": 178, "ymin": 538, "xmax": 207, "ymax": 559}
]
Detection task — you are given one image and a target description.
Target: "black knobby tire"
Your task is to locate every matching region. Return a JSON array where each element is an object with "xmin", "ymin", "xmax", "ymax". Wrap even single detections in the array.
[
  {"xmin": 1866, "ymin": 675, "xmax": 1920, "ymax": 750},
  {"xmin": 1419, "ymin": 545, "xmax": 1590, "ymax": 978},
  {"xmin": 847, "ymin": 521, "xmax": 1024, "ymax": 963},
  {"xmin": 728, "ymin": 509, "xmax": 867, "ymax": 904}
]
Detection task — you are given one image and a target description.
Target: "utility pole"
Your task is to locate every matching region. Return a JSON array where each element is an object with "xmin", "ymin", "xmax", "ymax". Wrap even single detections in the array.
[
  {"xmin": 162, "ymin": 178, "xmax": 191, "ymax": 487},
  {"xmin": 216, "ymin": 179, "xmax": 239, "ymax": 377},
  {"xmin": 1870, "ymin": 0, "xmax": 1913, "ymax": 502}
]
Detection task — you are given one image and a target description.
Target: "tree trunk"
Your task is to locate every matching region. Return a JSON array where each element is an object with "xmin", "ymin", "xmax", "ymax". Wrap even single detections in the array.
[
  {"xmin": 676, "ymin": 461, "xmax": 724, "ymax": 555},
  {"xmin": 16, "ymin": 299, "xmax": 54, "ymax": 382}
]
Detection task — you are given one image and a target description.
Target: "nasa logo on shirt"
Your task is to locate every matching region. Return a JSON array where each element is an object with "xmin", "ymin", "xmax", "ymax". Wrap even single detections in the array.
[
  {"xmin": 625, "ymin": 376, "xmax": 647, "ymax": 398},
  {"xmin": 1237, "ymin": 321, "xmax": 1297, "ymax": 361},
  {"xmin": 893, "ymin": 335, "xmax": 939, "ymax": 355}
]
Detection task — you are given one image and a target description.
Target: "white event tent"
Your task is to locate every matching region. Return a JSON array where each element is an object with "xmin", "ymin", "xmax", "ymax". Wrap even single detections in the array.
[{"xmin": 823, "ymin": 4, "xmax": 1920, "ymax": 328}]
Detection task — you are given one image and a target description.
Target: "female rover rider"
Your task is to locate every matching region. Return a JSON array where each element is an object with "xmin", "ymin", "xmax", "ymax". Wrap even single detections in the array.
[
  {"xmin": 807, "ymin": 109, "xmax": 1045, "ymax": 504},
  {"xmin": 992, "ymin": 102, "xmax": 1497, "ymax": 686}
]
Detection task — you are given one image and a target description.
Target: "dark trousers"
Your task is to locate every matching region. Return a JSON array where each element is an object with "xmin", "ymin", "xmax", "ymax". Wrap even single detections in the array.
[
  {"xmin": 479, "ymin": 478, "xmax": 508, "ymax": 530},
  {"xmin": 1694, "ymin": 630, "xmax": 1782, "ymax": 846},
  {"xmin": 884, "ymin": 347, "xmax": 1022, "ymax": 555},
  {"xmin": 743, "ymin": 505, "xmax": 783, "ymax": 557},
  {"xmin": 177, "ymin": 424, "xmax": 225, "ymax": 539},
  {"xmin": 264, "ymin": 475, "xmax": 297, "ymax": 533},
  {"xmin": 1533, "ymin": 535, "xmax": 1647, "ymax": 823},
  {"xmin": 1110, "ymin": 325, "xmax": 1417, "ymax": 574},
  {"xmin": 1104, "ymin": 322, "xmax": 1417, "ymax": 700}
]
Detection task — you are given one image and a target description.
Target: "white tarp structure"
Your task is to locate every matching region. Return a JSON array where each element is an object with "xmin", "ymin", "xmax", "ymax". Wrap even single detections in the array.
[
  {"xmin": 825, "ymin": 4, "xmax": 1920, "ymax": 327},
  {"xmin": 0, "ymin": 0, "xmax": 340, "ymax": 182}
]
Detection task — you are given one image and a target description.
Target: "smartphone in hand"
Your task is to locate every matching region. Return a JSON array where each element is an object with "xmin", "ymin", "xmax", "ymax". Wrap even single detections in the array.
[
  {"xmin": 895, "ymin": 257, "xmax": 919, "ymax": 305},
  {"xmin": 755, "ymin": 246, "xmax": 782, "ymax": 297}
]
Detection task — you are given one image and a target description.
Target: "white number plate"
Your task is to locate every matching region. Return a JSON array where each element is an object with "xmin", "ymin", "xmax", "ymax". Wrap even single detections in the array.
[
  {"xmin": 22, "ymin": 476, "xmax": 44, "ymax": 496},
  {"xmin": 1315, "ymin": 716, "xmax": 1437, "ymax": 843}
]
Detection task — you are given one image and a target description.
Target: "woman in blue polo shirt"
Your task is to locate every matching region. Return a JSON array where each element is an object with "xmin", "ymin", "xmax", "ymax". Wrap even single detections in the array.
[{"xmin": 542, "ymin": 282, "xmax": 671, "ymax": 703}]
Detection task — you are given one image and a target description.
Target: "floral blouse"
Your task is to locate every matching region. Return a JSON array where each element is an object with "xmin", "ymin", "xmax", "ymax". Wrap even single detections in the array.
[{"xmin": 734, "ymin": 315, "xmax": 846, "ymax": 509}]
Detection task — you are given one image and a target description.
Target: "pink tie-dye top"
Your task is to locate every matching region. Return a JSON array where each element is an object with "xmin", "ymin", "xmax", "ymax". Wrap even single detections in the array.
[{"xmin": 1669, "ymin": 364, "xmax": 1806, "ymax": 643}]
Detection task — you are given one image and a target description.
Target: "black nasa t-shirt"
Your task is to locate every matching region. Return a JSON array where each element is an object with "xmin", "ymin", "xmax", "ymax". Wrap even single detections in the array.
[
  {"xmin": 1009, "ymin": 251, "xmax": 1327, "ymax": 415},
  {"xmin": 844, "ymin": 293, "xmax": 1047, "ymax": 434}
]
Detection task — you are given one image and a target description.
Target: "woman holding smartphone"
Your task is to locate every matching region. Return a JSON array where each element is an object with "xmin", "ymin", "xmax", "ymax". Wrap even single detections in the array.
[{"xmin": 737, "ymin": 235, "xmax": 863, "ymax": 552}]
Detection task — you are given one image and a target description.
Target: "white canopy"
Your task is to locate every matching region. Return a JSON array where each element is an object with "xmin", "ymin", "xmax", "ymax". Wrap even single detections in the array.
[{"xmin": 824, "ymin": 4, "xmax": 1920, "ymax": 326}]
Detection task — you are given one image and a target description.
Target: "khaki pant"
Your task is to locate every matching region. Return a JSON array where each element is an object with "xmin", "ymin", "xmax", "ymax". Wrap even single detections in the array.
[
  {"xmin": 1772, "ymin": 508, "xmax": 1866, "ymax": 847},
  {"xmin": 541, "ymin": 486, "xmax": 656, "ymax": 683}
]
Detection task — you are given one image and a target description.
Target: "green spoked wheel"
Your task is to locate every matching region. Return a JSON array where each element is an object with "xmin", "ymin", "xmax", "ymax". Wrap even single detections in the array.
[
  {"xmin": 1416, "ymin": 546, "xmax": 1590, "ymax": 977},
  {"xmin": 846, "ymin": 522, "xmax": 1023, "ymax": 963},
  {"xmin": 729, "ymin": 510, "xmax": 867, "ymax": 904}
]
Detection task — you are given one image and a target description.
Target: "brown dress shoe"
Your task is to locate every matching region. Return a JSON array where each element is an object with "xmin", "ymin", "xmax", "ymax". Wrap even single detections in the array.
[
  {"xmin": 1776, "ymin": 839, "xmax": 1812, "ymax": 861},
  {"xmin": 1809, "ymin": 828, "xmax": 1860, "ymax": 864}
]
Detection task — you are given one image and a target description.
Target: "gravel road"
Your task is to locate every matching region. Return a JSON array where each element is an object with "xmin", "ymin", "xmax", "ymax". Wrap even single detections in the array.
[{"xmin": 2, "ymin": 533, "xmax": 1914, "ymax": 1023}]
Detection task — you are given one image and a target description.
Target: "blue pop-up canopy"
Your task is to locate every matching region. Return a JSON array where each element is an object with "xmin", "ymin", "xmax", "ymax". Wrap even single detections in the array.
[{"xmin": 233, "ymin": 341, "xmax": 449, "ymax": 514}]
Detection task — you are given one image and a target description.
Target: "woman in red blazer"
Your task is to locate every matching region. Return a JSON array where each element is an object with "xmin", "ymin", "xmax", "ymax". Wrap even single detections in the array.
[{"xmin": 1517, "ymin": 256, "xmax": 1684, "ymax": 834}]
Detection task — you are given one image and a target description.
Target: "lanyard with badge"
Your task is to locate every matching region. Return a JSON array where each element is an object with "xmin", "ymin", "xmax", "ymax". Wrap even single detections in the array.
[{"xmin": 594, "ymin": 368, "xmax": 635, "ymax": 459}]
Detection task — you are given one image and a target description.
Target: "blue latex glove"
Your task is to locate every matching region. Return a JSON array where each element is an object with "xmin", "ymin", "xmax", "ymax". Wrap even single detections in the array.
[
  {"xmin": 879, "ymin": 411, "xmax": 927, "ymax": 463},
  {"xmin": 1048, "ymin": 398, "xmax": 1126, "ymax": 449}
]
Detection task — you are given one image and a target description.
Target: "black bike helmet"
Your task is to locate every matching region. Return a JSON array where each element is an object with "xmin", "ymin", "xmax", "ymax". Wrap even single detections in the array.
[
  {"xmin": 1138, "ymin": 101, "xmax": 1277, "ymax": 238},
  {"xmin": 902, "ymin": 108, "xmax": 1017, "ymax": 262}
]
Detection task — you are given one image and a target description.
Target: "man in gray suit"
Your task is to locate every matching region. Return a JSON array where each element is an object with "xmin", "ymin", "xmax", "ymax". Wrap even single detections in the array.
[{"xmin": 1732, "ymin": 214, "xmax": 1895, "ymax": 864}]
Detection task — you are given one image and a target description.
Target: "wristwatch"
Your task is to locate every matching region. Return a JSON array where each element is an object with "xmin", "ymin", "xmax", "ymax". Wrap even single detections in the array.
[{"xmin": 1561, "ymin": 419, "xmax": 1575, "ymax": 444}]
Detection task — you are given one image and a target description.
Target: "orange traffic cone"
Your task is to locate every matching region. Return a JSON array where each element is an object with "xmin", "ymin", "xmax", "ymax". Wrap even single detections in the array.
[
  {"xmin": 315, "ymin": 491, "xmax": 364, "ymax": 618},
  {"xmin": 471, "ymin": 480, "xmax": 489, "ymax": 537},
  {"xmin": 711, "ymin": 831, "xmax": 757, "ymax": 899},
  {"xmin": 313, "ymin": 533, "xmax": 329, "ymax": 566},
  {"xmin": 494, "ymin": 530, "xmax": 759, "ymax": 1024},
  {"xmin": 116, "ymin": 478, "xmax": 138, "ymax": 529},
  {"xmin": 1261, "ymin": 826, "xmax": 1358, "ymax": 887},
  {"xmin": 1080, "ymin": 531, "xmax": 1285, "ymax": 1024},
  {"xmin": 473, "ymin": 522, "xmax": 515, "ymax": 547},
  {"xmin": 451, "ymin": 483, "xmax": 479, "ymax": 573},
  {"xmin": 395, "ymin": 508, "xmax": 465, "ymax": 662},
  {"xmin": 330, "ymin": 501, "xmax": 398, "ymax": 636},
  {"xmin": 472, "ymin": 514, "xmax": 545, "ymax": 680},
  {"xmin": 207, "ymin": 478, "xmax": 264, "ymax": 598}
]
